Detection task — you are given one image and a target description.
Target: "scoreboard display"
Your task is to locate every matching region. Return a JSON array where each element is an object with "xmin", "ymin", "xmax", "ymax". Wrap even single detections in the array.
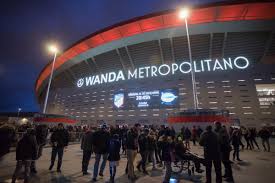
[{"xmin": 113, "ymin": 89, "xmax": 179, "ymax": 109}]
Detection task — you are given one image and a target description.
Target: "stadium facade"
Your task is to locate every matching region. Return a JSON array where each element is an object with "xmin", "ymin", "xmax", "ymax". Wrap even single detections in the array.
[{"xmin": 35, "ymin": 1, "xmax": 275, "ymax": 127}]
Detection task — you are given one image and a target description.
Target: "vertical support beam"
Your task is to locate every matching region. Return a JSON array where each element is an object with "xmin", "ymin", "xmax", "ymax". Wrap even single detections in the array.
[
  {"xmin": 91, "ymin": 57, "xmax": 101, "ymax": 74},
  {"xmin": 116, "ymin": 49, "xmax": 127, "ymax": 72},
  {"xmin": 84, "ymin": 59, "xmax": 94, "ymax": 73},
  {"xmin": 158, "ymin": 39, "xmax": 165, "ymax": 64},
  {"xmin": 209, "ymin": 33, "xmax": 213, "ymax": 59},
  {"xmin": 170, "ymin": 37, "xmax": 175, "ymax": 63},
  {"xmin": 221, "ymin": 32, "xmax": 227, "ymax": 58},
  {"xmin": 259, "ymin": 31, "xmax": 274, "ymax": 63},
  {"xmin": 125, "ymin": 46, "xmax": 135, "ymax": 70}
]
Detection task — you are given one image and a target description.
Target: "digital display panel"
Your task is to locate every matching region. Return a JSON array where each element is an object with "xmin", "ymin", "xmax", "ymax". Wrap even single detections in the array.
[{"xmin": 113, "ymin": 89, "xmax": 179, "ymax": 109}]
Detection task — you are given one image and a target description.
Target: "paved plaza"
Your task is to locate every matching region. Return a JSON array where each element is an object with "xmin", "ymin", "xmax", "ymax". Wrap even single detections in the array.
[{"xmin": 1, "ymin": 140, "xmax": 275, "ymax": 183}]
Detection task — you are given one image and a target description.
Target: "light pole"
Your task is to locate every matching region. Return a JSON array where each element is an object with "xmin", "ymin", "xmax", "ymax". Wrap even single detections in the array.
[
  {"xmin": 17, "ymin": 107, "xmax": 21, "ymax": 123},
  {"xmin": 43, "ymin": 44, "xmax": 59, "ymax": 114},
  {"xmin": 179, "ymin": 8, "xmax": 198, "ymax": 109}
]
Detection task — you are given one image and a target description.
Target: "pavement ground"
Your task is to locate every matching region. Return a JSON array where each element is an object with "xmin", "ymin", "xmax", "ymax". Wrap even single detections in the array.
[{"xmin": 1, "ymin": 139, "xmax": 275, "ymax": 183}]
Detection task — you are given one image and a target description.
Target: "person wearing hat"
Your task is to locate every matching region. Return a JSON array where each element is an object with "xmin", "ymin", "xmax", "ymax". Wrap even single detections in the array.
[
  {"xmin": 11, "ymin": 128, "xmax": 38, "ymax": 183},
  {"xmin": 49, "ymin": 123, "xmax": 69, "ymax": 172},
  {"xmin": 92, "ymin": 123, "xmax": 110, "ymax": 182}
]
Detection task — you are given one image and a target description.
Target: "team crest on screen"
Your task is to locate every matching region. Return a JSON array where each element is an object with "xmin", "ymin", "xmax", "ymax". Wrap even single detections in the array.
[{"xmin": 114, "ymin": 93, "xmax": 124, "ymax": 108}]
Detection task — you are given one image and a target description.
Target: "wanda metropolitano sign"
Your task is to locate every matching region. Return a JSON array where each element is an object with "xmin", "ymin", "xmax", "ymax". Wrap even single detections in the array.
[{"xmin": 76, "ymin": 56, "xmax": 249, "ymax": 88}]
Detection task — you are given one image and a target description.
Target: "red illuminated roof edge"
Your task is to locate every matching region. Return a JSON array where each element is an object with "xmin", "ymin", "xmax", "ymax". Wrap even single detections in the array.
[{"xmin": 35, "ymin": 0, "xmax": 275, "ymax": 94}]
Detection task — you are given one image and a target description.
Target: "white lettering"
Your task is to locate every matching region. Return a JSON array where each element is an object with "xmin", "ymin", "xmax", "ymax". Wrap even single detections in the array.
[
  {"xmin": 213, "ymin": 59, "xmax": 224, "ymax": 71},
  {"xmin": 116, "ymin": 70, "xmax": 125, "ymax": 81},
  {"xmin": 171, "ymin": 63, "xmax": 178, "ymax": 74},
  {"xmin": 151, "ymin": 66, "xmax": 158, "ymax": 77},
  {"xmin": 158, "ymin": 64, "xmax": 170, "ymax": 76},
  {"xmin": 234, "ymin": 56, "xmax": 249, "ymax": 69},
  {"xmin": 108, "ymin": 72, "xmax": 116, "ymax": 83},
  {"xmin": 223, "ymin": 58, "xmax": 233, "ymax": 70},
  {"xmin": 128, "ymin": 69, "xmax": 137, "ymax": 79},
  {"xmin": 179, "ymin": 62, "xmax": 191, "ymax": 73}
]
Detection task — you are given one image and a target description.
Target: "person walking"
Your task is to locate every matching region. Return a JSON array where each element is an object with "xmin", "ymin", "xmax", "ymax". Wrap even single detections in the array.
[
  {"xmin": 49, "ymin": 123, "xmax": 69, "ymax": 172},
  {"xmin": 243, "ymin": 127, "xmax": 252, "ymax": 150},
  {"xmin": 147, "ymin": 130, "xmax": 157, "ymax": 170},
  {"xmin": 214, "ymin": 122, "xmax": 234, "ymax": 182},
  {"xmin": 137, "ymin": 129, "xmax": 149, "ymax": 174},
  {"xmin": 184, "ymin": 127, "xmax": 191, "ymax": 149},
  {"xmin": 200, "ymin": 125, "xmax": 222, "ymax": 183},
  {"xmin": 11, "ymin": 128, "xmax": 38, "ymax": 183},
  {"xmin": 30, "ymin": 124, "xmax": 48, "ymax": 174},
  {"xmin": 231, "ymin": 128, "xmax": 242, "ymax": 161},
  {"xmin": 258, "ymin": 126, "xmax": 271, "ymax": 152},
  {"xmin": 107, "ymin": 134, "xmax": 121, "ymax": 183},
  {"xmin": 249, "ymin": 128, "xmax": 260, "ymax": 150},
  {"xmin": 126, "ymin": 123, "xmax": 140, "ymax": 181},
  {"xmin": 92, "ymin": 124, "xmax": 110, "ymax": 182},
  {"xmin": 159, "ymin": 131, "xmax": 175, "ymax": 183},
  {"xmin": 192, "ymin": 126, "xmax": 198, "ymax": 146},
  {"xmin": 81, "ymin": 126, "xmax": 94, "ymax": 175}
]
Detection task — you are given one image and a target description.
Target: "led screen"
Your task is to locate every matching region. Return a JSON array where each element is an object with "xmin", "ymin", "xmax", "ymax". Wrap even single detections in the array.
[{"xmin": 113, "ymin": 89, "xmax": 179, "ymax": 109}]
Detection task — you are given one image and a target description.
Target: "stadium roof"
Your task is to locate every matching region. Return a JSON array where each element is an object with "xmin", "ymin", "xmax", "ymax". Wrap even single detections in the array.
[{"xmin": 36, "ymin": 1, "xmax": 275, "ymax": 93}]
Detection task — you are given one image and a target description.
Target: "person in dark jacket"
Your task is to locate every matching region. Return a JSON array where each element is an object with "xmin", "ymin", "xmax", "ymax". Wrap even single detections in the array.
[
  {"xmin": 126, "ymin": 123, "xmax": 140, "ymax": 181},
  {"xmin": 147, "ymin": 130, "xmax": 157, "ymax": 170},
  {"xmin": 175, "ymin": 136, "xmax": 204, "ymax": 173},
  {"xmin": 30, "ymin": 124, "xmax": 48, "ymax": 174},
  {"xmin": 12, "ymin": 128, "xmax": 38, "ymax": 183},
  {"xmin": 137, "ymin": 129, "xmax": 149, "ymax": 174},
  {"xmin": 81, "ymin": 127, "xmax": 94, "ymax": 175},
  {"xmin": 92, "ymin": 124, "xmax": 110, "ymax": 182},
  {"xmin": 49, "ymin": 123, "xmax": 69, "ymax": 172},
  {"xmin": 108, "ymin": 134, "xmax": 121, "ymax": 183},
  {"xmin": 231, "ymin": 128, "xmax": 242, "ymax": 161},
  {"xmin": 200, "ymin": 125, "xmax": 222, "ymax": 183},
  {"xmin": 0, "ymin": 124, "xmax": 15, "ymax": 160},
  {"xmin": 184, "ymin": 127, "xmax": 191, "ymax": 149},
  {"xmin": 258, "ymin": 126, "xmax": 271, "ymax": 152},
  {"xmin": 159, "ymin": 131, "xmax": 175, "ymax": 183},
  {"xmin": 214, "ymin": 122, "xmax": 234, "ymax": 182},
  {"xmin": 249, "ymin": 128, "xmax": 260, "ymax": 150}
]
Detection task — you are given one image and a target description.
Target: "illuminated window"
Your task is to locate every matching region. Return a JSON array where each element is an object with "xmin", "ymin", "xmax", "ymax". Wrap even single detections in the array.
[
  {"xmin": 153, "ymin": 114, "xmax": 159, "ymax": 116},
  {"xmin": 222, "ymin": 80, "xmax": 230, "ymax": 83},
  {"xmin": 208, "ymin": 91, "xmax": 216, "ymax": 94},
  {"xmin": 244, "ymin": 112, "xmax": 253, "ymax": 115},
  {"xmin": 108, "ymin": 115, "xmax": 113, "ymax": 117},
  {"xmin": 238, "ymin": 80, "xmax": 246, "ymax": 82},
  {"xmin": 206, "ymin": 81, "xmax": 215, "ymax": 84},
  {"xmin": 262, "ymin": 112, "xmax": 271, "ymax": 114},
  {"xmin": 209, "ymin": 102, "xmax": 218, "ymax": 104},
  {"xmin": 254, "ymin": 78, "xmax": 262, "ymax": 81}
]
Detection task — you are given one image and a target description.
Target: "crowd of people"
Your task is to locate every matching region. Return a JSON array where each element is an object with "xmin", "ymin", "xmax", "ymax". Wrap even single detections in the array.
[{"xmin": 0, "ymin": 121, "xmax": 273, "ymax": 183}]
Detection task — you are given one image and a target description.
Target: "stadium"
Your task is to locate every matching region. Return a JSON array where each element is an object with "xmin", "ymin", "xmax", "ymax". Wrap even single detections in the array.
[{"xmin": 35, "ymin": 1, "xmax": 275, "ymax": 128}]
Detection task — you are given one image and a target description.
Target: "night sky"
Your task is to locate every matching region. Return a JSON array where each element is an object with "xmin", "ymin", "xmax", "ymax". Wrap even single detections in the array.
[{"xmin": 0, "ymin": 0, "xmax": 226, "ymax": 113}]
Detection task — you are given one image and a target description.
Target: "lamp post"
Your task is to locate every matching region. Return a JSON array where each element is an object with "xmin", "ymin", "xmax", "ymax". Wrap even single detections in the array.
[
  {"xmin": 43, "ymin": 44, "xmax": 59, "ymax": 114},
  {"xmin": 17, "ymin": 107, "xmax": 21, "ymax": 123},
  {"xmin": 179, "ymin": 8, "xmax": 198, "ymax": 109}
]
